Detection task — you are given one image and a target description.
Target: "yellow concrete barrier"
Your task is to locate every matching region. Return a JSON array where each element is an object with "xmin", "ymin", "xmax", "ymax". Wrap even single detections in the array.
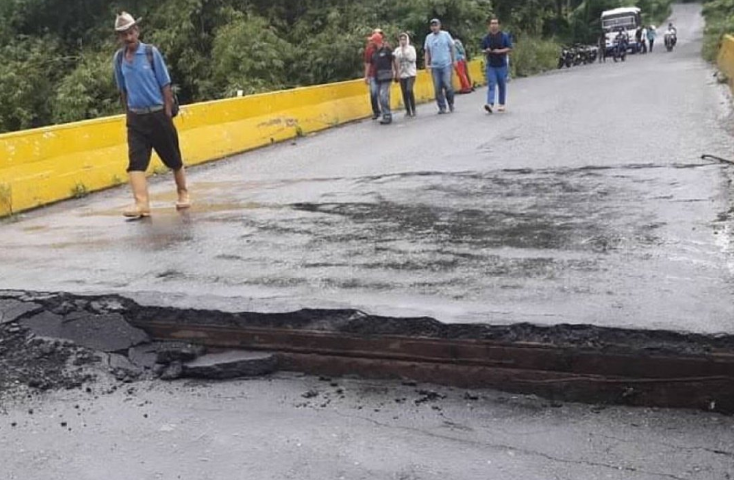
[
  {"xmin": 717, "ymin": 35, "xmax": 734, "ymax": 87},
  {"xmin": 0, "ymin": 59, "xmax": 485, "ymax": 217}
]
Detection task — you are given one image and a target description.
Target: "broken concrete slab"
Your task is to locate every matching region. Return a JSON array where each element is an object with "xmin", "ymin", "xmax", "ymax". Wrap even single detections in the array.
[
  {"xmin": 20, "ymin": 311, "xmax": 64, "ymax": 337},
  {"xmin": 128, "ymin": 344, "xmax": 159, "ymax": 370},
  {"xmin": 21, "ymin": 312, "xmax": 149, "ymax": 352},
  {"xmin": 0, "ymin": 299, "xmax": 42, "ymax": 325},
  {"xmin": 159, "ymin": 361, "xmax": 183, "ymax": 381},
  {"xmin": 183, "ymin": 351, "xmax": 278, "ymax": 380},
  {"xmin": 155, "ymin": 342, "xmax": 207, "ymax": 364},
  {"xmin": 89, "ymin": 299, "xmax": 126, "ymax": 314},
  {"xmin": 107, "ymin": 353, "xmax": 143, "ymax": 381}
]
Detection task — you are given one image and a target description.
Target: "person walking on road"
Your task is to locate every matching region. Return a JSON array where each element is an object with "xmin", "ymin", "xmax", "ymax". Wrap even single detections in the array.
[
  {"xmin": 453, "ymin": 38, "xmax": 473, "ymax": 94},
  {"xmin": 647, "ymin": 26, "xmax": 657, "ymax": 52},
  {"xmin": 113, "ymin": 12, "xmax": 190, "ymax": 219},
  {"xmin": 481, "ymin": 17, "xmax": 512, "ymax": 114},
  {"xmin": 635, "ymin": 26, "xmax": 643, "ymax": 53},
  {"xmin": 424, "ymin": 18, "xmax": 456, "ymax": 114},
  {"xmin": 369, "ymin": 33, "xmax": 397, "ymax": 124},
  {"xmin": 364, "ymin": 29, "xmax": 385, "ymax": 120},
  {"xmin": 598, "ymin": 30, "xmax": 607, "ymax": 63},
  {"xmin": 394, "ymin": 32, "xmax": 417, "ymax": 117}
]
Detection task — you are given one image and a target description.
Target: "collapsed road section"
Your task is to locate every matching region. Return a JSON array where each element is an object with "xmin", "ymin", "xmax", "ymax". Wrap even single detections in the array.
[{"xmin": 1, "ymin": 290, "xmax": 733, "ymax": 413}]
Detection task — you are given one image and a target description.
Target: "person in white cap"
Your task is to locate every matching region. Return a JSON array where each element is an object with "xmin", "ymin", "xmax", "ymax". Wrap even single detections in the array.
[{"xmin": 113, "ymin": 11, "xmax": 190, "ymax": 219}]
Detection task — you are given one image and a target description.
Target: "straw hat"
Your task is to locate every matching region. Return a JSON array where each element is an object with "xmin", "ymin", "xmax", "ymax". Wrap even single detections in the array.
[{"xmin": 115, "ymin": 12, "xmax": 141, "ymax": 32}]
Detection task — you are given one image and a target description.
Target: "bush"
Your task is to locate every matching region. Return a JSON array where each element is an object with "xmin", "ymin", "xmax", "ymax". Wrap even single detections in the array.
[
  {"xmin": 52, "ymin": 49, "xmax": 120, "ymax": 124},
  {"xmin": 702, "ymin": 0, "xmax": 734, "ymax": 62},
  {"xmin": 510, "ymin": 36, "xmax": 561, "ymax": 77},
  {"xmin": 207, "ymin": 12, "xmax": 294, "ymax": 97}
]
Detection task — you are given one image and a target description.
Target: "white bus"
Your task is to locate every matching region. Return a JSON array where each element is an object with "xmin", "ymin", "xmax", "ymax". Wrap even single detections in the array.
[{"xmin": 601, "ymin": 7, "xmax": 642, "ymax": 53}]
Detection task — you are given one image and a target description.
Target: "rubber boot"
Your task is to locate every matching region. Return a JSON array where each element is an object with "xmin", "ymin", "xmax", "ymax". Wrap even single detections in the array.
[
  {"xmin": 173, "ymin": 167, "xmax": 191, "ymax": 209},
  {"xmin": 123, "ymin": 171, "xmax": 151, "ymax": 218}
]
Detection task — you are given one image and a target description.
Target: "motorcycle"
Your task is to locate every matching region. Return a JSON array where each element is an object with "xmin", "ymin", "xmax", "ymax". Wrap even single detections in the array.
[
  {"xmin": 586, "ymin": 45, "xmax": 599, "ymax": 63},
  {"xmin": 558, "ymin": 47, "xmax": 574, "ymax": 69},
  {"xmin": 612, "ymin": 35, "xmax": 628, "ymax": 62},
  {"xmin": 572, "ymin": 45, "xmax": 588, "ymax": 66},
  {"xmin": 664, "ymin": 30, "xmax": 677, "ymax": 52}
]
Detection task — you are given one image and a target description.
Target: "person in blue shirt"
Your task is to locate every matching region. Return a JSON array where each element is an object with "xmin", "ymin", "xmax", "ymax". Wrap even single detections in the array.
[
  {"xmin": 481, "ymin": 18, "xmax": 513, "ymax": 114},
  {"xmin": 647, "ymin": 25, "xmax": 657, "ymax": 52},
  {"xmin": 424, "ymin": 18, "xmax": 456, "ymax": 114},
  {"xmin": 113, "ymin": 12, "xmax": 190, "ymax": 219}
]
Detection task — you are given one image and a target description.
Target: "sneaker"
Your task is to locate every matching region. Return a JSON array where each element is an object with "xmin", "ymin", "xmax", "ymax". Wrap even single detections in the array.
[
  {"xmin": 371, "ymin": 113, "xmax": 380, "ymax": 120},
  {"xmin": 484, "ymin": 104, "xmax": 493, "ymax": 114},
  {"xmin": 449, "ymin": 103, "xmax": 455, "ymax": 113},
  {"xmin": 379, "ymin": 116, "xmax": 392, "ymax": 125},
  {"xmin": 497, "ymin": 105, "xmax": 506, "ymax": 113},
  {"xmin": 438, "ymin": 109, "xmax": 447, "ymax": 115}
]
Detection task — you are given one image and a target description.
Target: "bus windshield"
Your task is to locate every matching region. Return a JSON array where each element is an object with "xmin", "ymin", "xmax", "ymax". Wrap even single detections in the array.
[{"xmin": 602, "ymin": 13, "xmax": 639, "ymax": 30}]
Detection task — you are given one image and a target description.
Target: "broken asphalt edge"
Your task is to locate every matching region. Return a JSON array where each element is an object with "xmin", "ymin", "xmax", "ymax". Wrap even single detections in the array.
[{"xmin": 1, "ymin": 290, "xmax": 733, "ymax": 413}]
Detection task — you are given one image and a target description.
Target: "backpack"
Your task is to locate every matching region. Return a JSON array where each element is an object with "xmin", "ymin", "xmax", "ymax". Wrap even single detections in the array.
[
  {"xmin": 372, "ymin": 46, "xmax": 394, "ymax": 82},
  {"xmin": 115, "ymin": 45, "xmax": 180, "ymax": 117}
]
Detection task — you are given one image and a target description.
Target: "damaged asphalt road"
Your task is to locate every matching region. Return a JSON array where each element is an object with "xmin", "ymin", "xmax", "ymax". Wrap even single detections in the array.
[
  {"xmin": 0, "ymin": 291, "xmax": 283, "ymax": 400},
  {"xmin": 2, "ymin": 371, "xmax": 734, "ymax": 479},
  {"xmin": 2, "ymin": 6, "xmax": 734, "ymax": 477},
  {"xmin": 0, "ymin": 6, "xmax": 732, "ymax": 333},
  {"xmin": 2, "ymin": 289, "xmax": 734, "ymax": 413},
  {"xmin": 1, "ymin": 289, "xmax": 733, "ymax": 479}
]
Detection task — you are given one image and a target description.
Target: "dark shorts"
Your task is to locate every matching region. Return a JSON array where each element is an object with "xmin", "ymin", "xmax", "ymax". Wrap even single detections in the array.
[{"xmin": 126, "ymin": 109, "xmax": 183, "ymax": 172}]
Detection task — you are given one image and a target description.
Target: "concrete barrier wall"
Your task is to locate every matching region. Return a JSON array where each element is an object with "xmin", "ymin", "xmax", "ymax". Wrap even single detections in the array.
[
  {"xmin": 717, "ymin": 35, "xmax": 734, "ymax": 88},
  {"xmin": 0, "ymin": 60, "xmax": 484, "ymax": 217}
]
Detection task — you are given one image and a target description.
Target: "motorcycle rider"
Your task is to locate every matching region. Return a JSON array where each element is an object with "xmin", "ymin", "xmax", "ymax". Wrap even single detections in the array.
[
  {"xmin": 665, "ymin": 22, "xmax": 677, "ymax": 49},
  {"xmin": 614, "ymin": 27, "xmax": 628, "ymax": 59}
]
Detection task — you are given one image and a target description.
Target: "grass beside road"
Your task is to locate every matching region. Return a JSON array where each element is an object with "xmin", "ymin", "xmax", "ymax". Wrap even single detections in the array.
[
  {"xmin": 702, "ymin": 0, "xmax": 734, "ymax": 61},
  {"xmin": 511, "ymin": 37, "xmax": 562, "ymax": 78}
]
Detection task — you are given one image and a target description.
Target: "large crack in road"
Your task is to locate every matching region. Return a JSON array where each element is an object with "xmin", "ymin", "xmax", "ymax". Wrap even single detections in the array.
[{"xmin": 2, "ymin": 290, "xmax": 733, "ymax": 414}]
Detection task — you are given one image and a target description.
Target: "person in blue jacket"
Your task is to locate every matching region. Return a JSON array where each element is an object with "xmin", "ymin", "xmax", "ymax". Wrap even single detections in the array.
[{"xmin": 481, "ymin": 18, "xmax": 512, "ymax": 113}]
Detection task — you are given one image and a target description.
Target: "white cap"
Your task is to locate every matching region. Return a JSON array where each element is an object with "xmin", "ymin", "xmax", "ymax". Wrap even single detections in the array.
[{"xmin": 115, "ymin": 11, "xmax": 141, "ymax": 32}]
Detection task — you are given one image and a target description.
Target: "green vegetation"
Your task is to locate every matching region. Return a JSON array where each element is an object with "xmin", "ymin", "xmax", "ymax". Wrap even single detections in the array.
[
  {"xmin": 702, "ymin": 0, "xmax": 734, "ymax": 62},
  {"xmin": 0, "ymin": 0, "xmax": 674, "ymax": 134},
  {"xmin": 510, "ymin": 37, "xmax": 560, "ymax": 77}
]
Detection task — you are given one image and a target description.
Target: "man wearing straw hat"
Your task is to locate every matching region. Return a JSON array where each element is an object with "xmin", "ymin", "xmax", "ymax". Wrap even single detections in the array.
[{"xmin": 113, "ymin": 11, "xmax": 190, "ymax": 219}]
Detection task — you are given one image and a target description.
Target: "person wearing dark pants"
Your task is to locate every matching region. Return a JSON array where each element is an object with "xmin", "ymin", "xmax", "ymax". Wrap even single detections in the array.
[
  {"xmin": 113, "ymin": 11, "xmax": 190, "ymax": 219},
  {"xmin": 481, "ymin": 18, "xmax": 513, "ymax": 113},
  {"xmin": 599, "ymin": 31, "xmax": 607, "ymax": 63},
  {"xmin": 363, "ymin": 29, "xmax": 384, "ymax": 120},
  {"xmin": 424, "ymin": 18, "xmax": 456, "ymax": 114},
  {"xmin": 647, "ymin": 26, "xmax": 657, "ymax": 52},
  {"xmin": 369, "ymin": 33, "xmax": 397, "ymax": 124},
  {"xmin": 394, "ymin": 32, "xmax": 417, "ymax": 117}
]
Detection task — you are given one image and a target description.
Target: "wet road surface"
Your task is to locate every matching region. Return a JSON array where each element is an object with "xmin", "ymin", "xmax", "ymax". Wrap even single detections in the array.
[
  {"xmin": 2, "ymin": 374, "xmax": 733, "ymax": 480},
  {"xmin": 1, "ymin": 4, "xmax": 733, "ymax": 333}
]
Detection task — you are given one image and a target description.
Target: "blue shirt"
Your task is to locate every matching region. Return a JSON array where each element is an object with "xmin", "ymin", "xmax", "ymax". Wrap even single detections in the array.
[
  {"xmin": 424, "ymin": 31, "xmax": 454, "ymax": 68},
  {"xmin": 114, "ymin": 42, "xmax": 171, "ymax": 110},
  {"xmin": 481, "ymin": 32, "xmax": 512, "ymax": 68}
]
